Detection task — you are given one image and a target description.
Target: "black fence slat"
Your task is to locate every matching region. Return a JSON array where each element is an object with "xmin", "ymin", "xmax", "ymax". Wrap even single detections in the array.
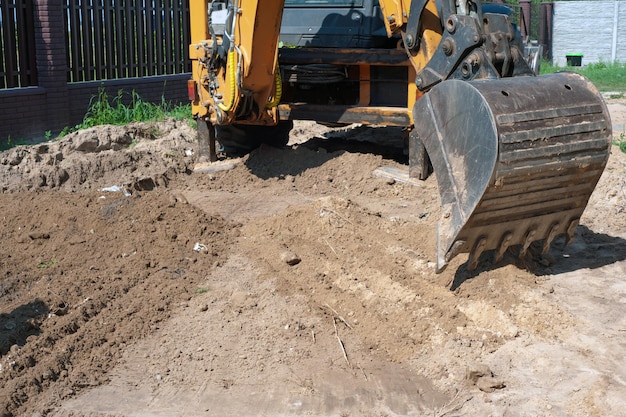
[
  {"xmin": 63, "ymin": 0, "xmax": 71, "ymax": 81},
  {"xmin": 104, "ymin": 0, "xmax": 115, "ymax": 78},
  {"xmin": 69, "ymin": 0, "xmax": 82, "ymax": 81},
  {"xmin": 135, "ymin": 0, "xmax": 145, "ymax": 77},
  {"xmin": 114, "ymin": 0, "xmax": 125, "ymax": 78},
  {"xmin": 155, "ymin": 0, "xmax": 164, "ymax": 74},
  {"xmin": 0, "ymin": 33, "xmax": 6, "ymax": 88},
  {"xmin": 172, "ymin": 0, "xmax": 181, "ymax": 72},
  {"xmin": 92, "ymin": 0, "xmax": 105, "ymax": 80},
  {"xmin": 15, "ymin": 0, "xmax": 25, "ymax": 86},
  {"xmin": 2, "ymin": 0, "xmax": 18, "ymax": 88},
  {"xmin": 24, "ymin": 0, "xmax": 38, "ymax": 84},
  {"xmin": 145, "ymin": 0, "xmax": 155, "ymax": 76},
  {"xmin": 16, "ymin": 0, "xmax": 30, "ymax": 86},
  {"xmin": 164, "ymin": 0, "xmax": 173, "ymax": 74},
  {"xmin": 125, "ymin": 0, "xmax": 135, "ymax": 77},
  {"xmin": 81, "ymin": 0, "xmax": 94, "ymax": 81}
]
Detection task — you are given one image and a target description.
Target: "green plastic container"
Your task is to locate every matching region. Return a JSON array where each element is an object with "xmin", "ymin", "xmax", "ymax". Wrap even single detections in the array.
[{"xmin": 566, "ymin": 53, "xmax": 583, "ymax": 66}]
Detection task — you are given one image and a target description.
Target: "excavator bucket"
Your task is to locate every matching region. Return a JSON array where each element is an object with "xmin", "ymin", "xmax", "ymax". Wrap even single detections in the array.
[{"xmin": 413, "ymin": 72, "xmax": 612, "ymax": 272}]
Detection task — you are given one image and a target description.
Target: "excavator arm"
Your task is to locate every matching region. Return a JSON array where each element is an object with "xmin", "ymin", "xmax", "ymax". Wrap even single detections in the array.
[{"xmin": 189, "ymin": 0, "xmax": 612, "ymax": 273}]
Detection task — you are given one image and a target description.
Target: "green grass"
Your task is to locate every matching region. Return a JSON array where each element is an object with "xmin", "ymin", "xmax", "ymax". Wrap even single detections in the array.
[
  {"xmin": 59, "ymin": 88, "xmax": 193, "ymax": 137},
  {"xmin": 540, "ymin": 60, "xmax": 626, "ymax": 92},
  {"xmin": 613, "ymin": 132, "xmax": 626, "ymax": 155},
  {"xmin": 37, "ymin": 259, "xmax": 57, "ymax": 269},
  {"xmin": 0, "ymin": 136, "xmax": 28, "ymax": 151}
]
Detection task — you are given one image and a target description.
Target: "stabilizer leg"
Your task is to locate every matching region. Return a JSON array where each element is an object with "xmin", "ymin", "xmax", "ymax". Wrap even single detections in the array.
[{"xmin": 197, "ymin": 118, "xmax": 218, "ymax": 164}]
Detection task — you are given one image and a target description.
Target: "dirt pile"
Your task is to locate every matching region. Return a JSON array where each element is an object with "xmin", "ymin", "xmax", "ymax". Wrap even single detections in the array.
[{"xmin": 0, "ymin": 119, "xmax": 196, "ymax": 193}]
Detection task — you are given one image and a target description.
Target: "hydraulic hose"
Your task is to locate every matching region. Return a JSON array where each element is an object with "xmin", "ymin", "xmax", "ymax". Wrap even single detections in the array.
[
  {"xmin": 266, "ymin": 65, "xmax": 282, "ymax": 108},
  {"xmin": 218, "ymin": 50, "xmax": 237, "ymax": 112}
]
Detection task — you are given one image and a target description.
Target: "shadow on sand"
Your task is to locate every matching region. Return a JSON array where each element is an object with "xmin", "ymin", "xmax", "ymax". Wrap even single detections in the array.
[
  {"xmin": 449, "ymin": 225, "xmax": 626, "ymax": 290},
  {"xmin": 0, "ymin": 299, "xmax": 49, "ymax": 355},
  {"xmin": 244, "ymin": 125, "xmax": 407, "ymax": 180}
]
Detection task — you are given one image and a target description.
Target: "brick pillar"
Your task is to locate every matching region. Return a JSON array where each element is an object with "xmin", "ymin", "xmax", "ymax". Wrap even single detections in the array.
[
  {"xmin": 33, "ymin": 0, "xmax": 69, "ymax": 134},
  {"xmin": 519, "ymin": 0, "xmax": 532, "ymax": 40},
  {"xmin": 540, "ymin": 2, "xmax": 554, "ymax": 60}
]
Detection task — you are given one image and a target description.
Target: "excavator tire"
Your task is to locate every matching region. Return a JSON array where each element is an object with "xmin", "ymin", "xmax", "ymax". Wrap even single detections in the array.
[{"xmin": 413, "ymin": 72, "xmax": 612, "ymax": 272}]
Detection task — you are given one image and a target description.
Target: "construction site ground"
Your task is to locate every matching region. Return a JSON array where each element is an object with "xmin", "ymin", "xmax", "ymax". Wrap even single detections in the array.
[{"xmin": 1, "ymin": 96, "xmax": 625, "ymax": 417}]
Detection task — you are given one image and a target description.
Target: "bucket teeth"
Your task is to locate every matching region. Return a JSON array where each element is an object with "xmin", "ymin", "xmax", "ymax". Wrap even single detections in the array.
[
  {"xmin": 542, "ymin": 222, "xmax": 560, "ymax": 255},
  {"xmin": 494, "ymin": 232, "xmax": 513, "ymax": 263},
  {"xmin": 566, "ymin": 218, "xmax": 580, "ymax": 245},
  {"xmin": 520, "ymin": 229, "xmax": 537, "ymax": 258},
  {"xmin": 444, "ymin": 240, "xmax": 465, "ymax": 264},
  {"xmin": 468, "ymin": 237, "xmax": 487, "ymax": 271}
]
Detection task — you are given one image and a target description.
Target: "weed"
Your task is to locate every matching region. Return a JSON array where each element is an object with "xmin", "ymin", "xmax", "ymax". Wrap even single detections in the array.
[
  {"xmin": 58, "ymin": 88, "xmax": 194, "ymax": 137},
  {"xmin": 195, "ymin": 287, "xmax": 209, "ymax": 294},
  {"xmin": 613, "ymin": 132, "xmax": 626, "ymax": 155},
  {"xmin": 37, "ymin": 259, "xmax": 57, "ymax": 269},
  {"xmin": 1, "ymin": 135, "xmax": 27, "ymax": 151}
]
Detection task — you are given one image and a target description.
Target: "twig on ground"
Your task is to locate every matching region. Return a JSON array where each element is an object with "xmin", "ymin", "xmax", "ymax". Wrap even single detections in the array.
[
  {"xmin": 323, "ymin": 303, "xmax": 353, "ymax": 329},
  {"xmin": 311, "ymin": 329, "xmax": 316, "ymax": 343},
  {"xmin": 323, "ymin": 237, "xmax": 338, "ymax": 256},
  {"xmin": 333, "ymin": 318, "xmax": 350, "ymax": 367},
  {"xmin": 321, "ymin": 208, "xmax": 353, "ymax": 226},
  {"xmin": 358, "ymin": 364, "xmax": 368, "ymax": 381}
]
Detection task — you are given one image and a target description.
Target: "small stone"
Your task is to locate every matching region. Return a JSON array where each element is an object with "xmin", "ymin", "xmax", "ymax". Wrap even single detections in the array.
[
  {"xmin": 466, "ymin": 363, "xmax": 492, "ymax": 383},
  {"xmin": 476, "ymin": 376, "xmax": 505, "ymax": 393},
  {"xmin": 16, "ymin": 234, "xmax": 30, "ymax": 244},
  {"xmin": 281, "ymin": 251, "xmax": 301, "ymax": 266},
  {"xmin": 199, "ymin": 304, "xmax": 209, "ymax": 312},
  {"xmin": 28, "ymin": 232, "xmax": 50, "ymax": 240}
]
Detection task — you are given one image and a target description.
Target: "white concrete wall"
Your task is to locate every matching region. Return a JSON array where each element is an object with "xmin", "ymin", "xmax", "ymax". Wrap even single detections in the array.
[{"xmin": 552, "ymin": 0, "xmax": 625, "ymax": 66}]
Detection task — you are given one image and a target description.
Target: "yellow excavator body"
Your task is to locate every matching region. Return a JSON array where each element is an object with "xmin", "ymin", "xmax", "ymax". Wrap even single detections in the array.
[{"xmin": 188, "ymin": 0, "xmax": 611, "ymax": 272}]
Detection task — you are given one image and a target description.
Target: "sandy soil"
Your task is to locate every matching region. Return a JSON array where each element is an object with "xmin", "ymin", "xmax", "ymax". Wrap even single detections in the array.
[{"xmin": 1, "ymin": 97, "xmax": 625, "ymax": 417}]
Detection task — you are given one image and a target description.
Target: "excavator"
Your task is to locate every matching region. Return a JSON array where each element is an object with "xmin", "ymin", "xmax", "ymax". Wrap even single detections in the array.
[{"xmin": 187, "ymin": 0, "xmax": 612, "ymax": 273}]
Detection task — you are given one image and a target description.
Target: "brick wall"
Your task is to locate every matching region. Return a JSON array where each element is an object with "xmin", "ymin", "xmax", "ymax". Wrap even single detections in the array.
[{"xmin": 0, "ymin": 0, "xmax": 191, "ymax": 145}]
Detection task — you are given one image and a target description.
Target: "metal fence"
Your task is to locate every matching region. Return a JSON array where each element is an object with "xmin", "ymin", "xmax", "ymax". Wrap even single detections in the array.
[
  {"xmin": 0, "ymin": 0, "xmax": 37, "ymax": 88},
  {"xmin": 63, "ymin": 0, "xmax": 191, "ymax": 82}
]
